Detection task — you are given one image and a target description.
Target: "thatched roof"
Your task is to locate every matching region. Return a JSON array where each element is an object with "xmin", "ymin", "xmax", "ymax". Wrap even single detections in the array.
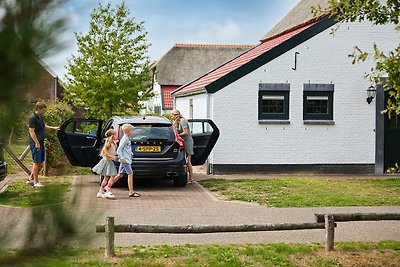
[
  {"xmin": 261, "ymin": 0, "xmax": 329, "ymax": 41},
  {"xmin": 155, "ymin": 44, "xmax": 254, "ymax": 85}
]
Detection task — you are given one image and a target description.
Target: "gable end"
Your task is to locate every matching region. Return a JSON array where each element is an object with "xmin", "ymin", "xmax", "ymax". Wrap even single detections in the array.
[{"xmin": 205, "ymin": 16, "xmax": 336, "ymax": 94}]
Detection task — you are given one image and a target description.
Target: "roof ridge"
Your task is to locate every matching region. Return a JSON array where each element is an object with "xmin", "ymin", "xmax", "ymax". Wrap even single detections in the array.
[
  {"xmin": 260, "ymin": 14, "xmax": 328, "ymax": 43},
  {"xmin": 174, "ymin": 43, "xmax": 255, "ymax": 48}
]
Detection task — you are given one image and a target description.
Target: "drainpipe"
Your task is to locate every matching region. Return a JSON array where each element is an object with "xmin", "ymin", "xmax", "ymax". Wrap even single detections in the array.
[
  {"xmin": 206, "ymin": 93, "xmax": 212, "ymax": 174},
  {"xmin": 54, "ymin": 76, "xmax": 58, "ymax": 100}
]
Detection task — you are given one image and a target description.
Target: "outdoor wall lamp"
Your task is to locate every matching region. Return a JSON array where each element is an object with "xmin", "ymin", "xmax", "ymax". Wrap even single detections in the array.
[{"xmin": 366, "ymin": 85, "xmax": 376, "ymax": 104}]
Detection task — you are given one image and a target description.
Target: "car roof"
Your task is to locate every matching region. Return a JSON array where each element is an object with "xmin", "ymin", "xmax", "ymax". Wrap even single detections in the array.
[{"xmin": 112, "ymin": 116, "xmax": 172, "ymax": 125}]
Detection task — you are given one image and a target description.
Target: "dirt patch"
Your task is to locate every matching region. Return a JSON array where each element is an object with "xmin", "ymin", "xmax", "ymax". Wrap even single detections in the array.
[{"xmin": 290, "ymin": 249, "xmax": 400, "ymax": 267}]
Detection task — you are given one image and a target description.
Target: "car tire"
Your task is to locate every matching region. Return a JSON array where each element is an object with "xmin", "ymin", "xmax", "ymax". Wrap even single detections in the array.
[{"xmin": 174, "ymin": 175, "xmax": 187, "ymax": 187}]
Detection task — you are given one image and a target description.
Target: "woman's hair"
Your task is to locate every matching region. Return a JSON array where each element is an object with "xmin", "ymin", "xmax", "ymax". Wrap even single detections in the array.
[
  {"xmin": 171, "ymin": 109, "xmax": 183, "ymax": 128},
  {"xmin": 100, "ymin": 129, "xmax": 116, "ymax": 158}
]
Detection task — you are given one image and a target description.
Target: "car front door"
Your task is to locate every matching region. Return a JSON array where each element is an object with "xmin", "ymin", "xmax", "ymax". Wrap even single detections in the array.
[
  {"xmin": 188, "ymin": 119, "xmax": 220, "ymax": 166},
  {"xmin": 58, "ymin": 118, "xmax": 103, "ymax": 167}
]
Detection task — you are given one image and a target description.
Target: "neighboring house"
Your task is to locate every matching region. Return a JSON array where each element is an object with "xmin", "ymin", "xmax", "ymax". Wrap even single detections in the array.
[
  {"xmin": 143, "ymin": 43, "xmax": 253, "ymax": 115},
  {"xmin": 25, "ymin": 58, "xmax": 64, "ymax": 102},
  {"xmin": 172, "ymin": 0, "xmax": 399, "ymax": 174}
]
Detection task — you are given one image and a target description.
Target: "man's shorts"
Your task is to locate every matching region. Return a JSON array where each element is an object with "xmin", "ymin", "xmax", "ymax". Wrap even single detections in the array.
[
  {"xmin": 30, "ymin": 142, "xmax": 45, "ymax": 163},
  {"xmin": 118, "ymin": 163, "xmax": 133, "ymax": 175}
]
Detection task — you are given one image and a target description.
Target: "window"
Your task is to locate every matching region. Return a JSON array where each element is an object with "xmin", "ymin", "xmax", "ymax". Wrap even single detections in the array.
[
  {"xmin": 258, "ymin": 83, "xmax": 290, "ymax": 120},
  {"xmin": 303, "ymin": 84, "xmax": 334, "ymax": 121}
]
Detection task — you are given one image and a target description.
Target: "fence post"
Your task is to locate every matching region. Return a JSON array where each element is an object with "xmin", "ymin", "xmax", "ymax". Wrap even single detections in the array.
[
  {"xmin": 324, "ymin": 214, "xmax": 335, "ymax": 251},
  {"xmin": 105, "ymin": 217, "xmax": 115, "ymax": 257}
]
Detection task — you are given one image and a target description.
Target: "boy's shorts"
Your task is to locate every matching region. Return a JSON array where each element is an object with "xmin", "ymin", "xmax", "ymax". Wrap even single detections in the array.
[
  {"xmin": 118, "ymin": 163, "xmax": 133, "ymax": 175},
  {"xmin": 30, "ymin": 142, "xmax": 45, "ymax": 163}
]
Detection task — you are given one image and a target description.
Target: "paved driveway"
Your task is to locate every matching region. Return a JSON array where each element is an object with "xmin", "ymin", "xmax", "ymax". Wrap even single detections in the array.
[
  {"xmin": 71, "ymin": 175, "xmax": 400, "ymax": 247},
  {"xmin": 1, "ymin": 174, "xmax": 399, "ymax": 248}
]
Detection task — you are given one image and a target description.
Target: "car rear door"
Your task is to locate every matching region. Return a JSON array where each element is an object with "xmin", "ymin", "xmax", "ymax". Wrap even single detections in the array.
[
  {"xmin": 58, "ymin": 118, "xmax": 103, "ymax": 167},
  {"xmin": 188, "ymin": 119, "xmax": 220, "ymax": 166}
]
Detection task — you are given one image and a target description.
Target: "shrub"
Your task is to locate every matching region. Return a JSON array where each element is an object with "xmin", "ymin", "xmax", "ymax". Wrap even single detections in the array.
[{"xmin": 44, "ymin": 100, "xmax": 74, "ymax": 169}]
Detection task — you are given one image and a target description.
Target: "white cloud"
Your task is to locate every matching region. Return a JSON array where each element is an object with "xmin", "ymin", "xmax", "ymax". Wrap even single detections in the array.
[{"xmin": 195, "ymin": 20, "xmax": 242, "ymax": 43}]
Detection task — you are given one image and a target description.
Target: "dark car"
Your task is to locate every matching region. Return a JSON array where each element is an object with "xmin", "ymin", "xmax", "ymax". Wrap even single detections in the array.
[
  {"xmin": 0, "ymin": 139, "xmax": 7, "ymax": 181},
  {"xmin": 58, "ymin": 116, "xmax": 219, "ymax": 186}
]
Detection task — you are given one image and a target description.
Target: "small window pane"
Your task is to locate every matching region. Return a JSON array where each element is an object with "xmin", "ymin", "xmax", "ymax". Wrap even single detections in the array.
[
  {"xmin": 306, "ymin": 99, "xmax": 328, "ymax": 114},
  {"xmin": 262, "ymin": 98, "xmax": 284, "ymax": 114}
]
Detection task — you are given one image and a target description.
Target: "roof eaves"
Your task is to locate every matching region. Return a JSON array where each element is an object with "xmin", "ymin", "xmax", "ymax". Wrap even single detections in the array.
[
  {"xmin": 206, "ymin": 15, "xmax": 335, "ymax": 94},
  {"xmin": 172, "ymin": 88, "xmax": 206, "ymax": 98}
]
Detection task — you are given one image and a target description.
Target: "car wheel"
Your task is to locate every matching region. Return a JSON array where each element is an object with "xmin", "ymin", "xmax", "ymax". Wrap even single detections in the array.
[{"xmin": 174, "ymin": 175, "xmax": 187, "ymax": 187}]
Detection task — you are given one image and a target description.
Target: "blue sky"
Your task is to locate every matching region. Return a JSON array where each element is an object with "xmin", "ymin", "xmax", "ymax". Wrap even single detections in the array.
[{"xmin": 44, "ymin": 0, "xmax": 300, "ymax": 78}]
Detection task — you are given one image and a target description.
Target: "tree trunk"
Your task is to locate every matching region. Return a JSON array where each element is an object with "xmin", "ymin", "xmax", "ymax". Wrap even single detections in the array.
[{"xmin": 108, "ymin": 104, "xmax": 113, "ymax": 118}]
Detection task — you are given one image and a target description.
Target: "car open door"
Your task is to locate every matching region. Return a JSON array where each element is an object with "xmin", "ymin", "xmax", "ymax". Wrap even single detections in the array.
[
  {"xmin": 188, "ymin": 119, "xmax": 220, "ymax": 166},
  {"xmin": 58, "ymin": 118, "xmax": 103, "ymax": 167}
]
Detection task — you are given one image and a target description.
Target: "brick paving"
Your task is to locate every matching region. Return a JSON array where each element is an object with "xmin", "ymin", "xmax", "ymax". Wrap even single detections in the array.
[{"xmin": 0, "ymin": 173, "xmax": 399, "ymax": 248}]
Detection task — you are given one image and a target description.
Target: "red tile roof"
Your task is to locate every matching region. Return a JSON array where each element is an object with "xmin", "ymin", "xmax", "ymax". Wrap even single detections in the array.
[
  {"xmin": 162, "ymin": 85, "xmax": 178, "ymax": 110},
  {"xmin": 174, "ymin": 43, "xmax": 255, "ymax": 49},
  {"xmin": 172, "ymin": 18, "xmax": 320, "ymax": 97}
]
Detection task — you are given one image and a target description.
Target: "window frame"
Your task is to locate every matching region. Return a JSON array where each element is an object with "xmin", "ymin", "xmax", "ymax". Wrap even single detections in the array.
[
  {"xmin": 258, "ymin": 83, "xmax": 290, "ymax": 121},
  {"xmin": 303, "ymin": 84, "xmax": 334, "ymax": 121}
]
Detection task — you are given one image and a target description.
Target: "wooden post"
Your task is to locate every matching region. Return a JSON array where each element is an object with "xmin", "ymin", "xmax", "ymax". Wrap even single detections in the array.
[
  {"xmin": 324, "ymin": 214, "xmax": 335, "ymax": 252},
  {"xmin": 105, "ymin": 217, "xmax": 115, "ymax": 257}
]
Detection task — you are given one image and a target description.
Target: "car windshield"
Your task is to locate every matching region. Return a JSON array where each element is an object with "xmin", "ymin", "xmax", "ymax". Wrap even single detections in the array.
[{"xmin": 119, "ymin": 124, "xmax": 174, "ymax": 142}]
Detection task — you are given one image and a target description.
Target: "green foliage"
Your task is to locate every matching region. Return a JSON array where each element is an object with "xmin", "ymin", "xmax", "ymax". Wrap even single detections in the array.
[
  {"xmin": 43, "ymin": 100, "xmax": 74, "ymax": 168},
  {"xmin": 0, "ymin": 0, "xmax": 66, "ymax": 137},
  {"xmin": 200, "ymin": 178, "xmax": 400, "ymax": 207},
  {"xmin": 65, "ymin": 2, "xmax": 153, "ymax": 120},
  {"xmin": 312, "ymin": 0, "xmax": 400, "ymax": 119}
]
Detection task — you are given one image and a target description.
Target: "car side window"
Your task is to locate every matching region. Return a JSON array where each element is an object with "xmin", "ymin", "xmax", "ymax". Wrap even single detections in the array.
[
  {"xmin": 65, "ymin": 121, "xmax": 99, "ymax": 136},
  {"xmin": 190, "ymin": 121, "xmax": 213, "ymax": 134}
]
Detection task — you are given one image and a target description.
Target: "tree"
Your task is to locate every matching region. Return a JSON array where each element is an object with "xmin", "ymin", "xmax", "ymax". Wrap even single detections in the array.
[
  {"xmin": 313, "ymin": 0, "xmax": 400, "ymax": 118},
  {"xmin": 65, "ymin": 2, "xmax": 152, "ymax": 120},
  {"xmin": 0, "ymin": 0, "xmax": 66, "ymax": 137}
]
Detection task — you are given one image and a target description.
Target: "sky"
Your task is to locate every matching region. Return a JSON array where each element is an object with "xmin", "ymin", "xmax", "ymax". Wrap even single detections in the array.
[{"xmin": 43, "ymin": 0, "xmax": 301, "ymax": 79}]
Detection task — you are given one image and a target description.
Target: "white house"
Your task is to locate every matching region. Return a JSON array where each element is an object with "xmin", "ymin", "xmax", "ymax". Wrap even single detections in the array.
[
  {"xmin": 172, "ymin": 0, "xmax": 399, "ymax": 174},
  {"xmin": 143, "ymin": 43, "xmax": 253, "ymax": 115}
]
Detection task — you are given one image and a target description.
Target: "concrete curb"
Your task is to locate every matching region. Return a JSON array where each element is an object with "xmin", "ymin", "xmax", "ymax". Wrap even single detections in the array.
[{"xmin": 193, "ymin": 182, "xmax": 219, "ymax": 202}]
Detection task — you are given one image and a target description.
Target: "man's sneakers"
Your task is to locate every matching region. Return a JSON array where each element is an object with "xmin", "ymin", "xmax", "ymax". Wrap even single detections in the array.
[
  {"xmin": 27, "ymin": 179, "xmax": 44, "ymax": 187},
  {"xmin": 33, "ymin": 182, "xmax": 44, "ymax": 187},
  {"xmin": 97, "ymin": 190, "xmax": 115, "ymax": 199}
]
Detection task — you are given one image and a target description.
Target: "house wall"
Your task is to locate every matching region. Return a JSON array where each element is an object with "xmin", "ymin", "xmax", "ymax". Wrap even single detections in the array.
[
  {"xmin": 176, "ymin": 21, "xmax": 398, "ymax": 172},
  {"xmin": 211, "ymin": 21, "xmax": 397, "ymax": 168},
  {"xmin": 175, "ymin": 93, "xmax": 208, "ymax": 119}
]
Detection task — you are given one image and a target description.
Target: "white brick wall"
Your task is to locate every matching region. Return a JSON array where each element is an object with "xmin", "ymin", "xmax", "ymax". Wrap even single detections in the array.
[{"xmin": 176, "ymin": 21, "xmax": 398, "ymax": 165}]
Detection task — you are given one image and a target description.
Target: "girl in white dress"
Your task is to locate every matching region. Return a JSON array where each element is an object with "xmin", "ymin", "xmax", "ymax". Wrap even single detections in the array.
[{"xmin": 92, "ymin": 129, "xmax": 118, "ymax": 199}]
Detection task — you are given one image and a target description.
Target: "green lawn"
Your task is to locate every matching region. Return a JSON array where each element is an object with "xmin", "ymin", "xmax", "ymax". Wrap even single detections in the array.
[
  {"xmin": 0, "ymin": 176, "xmax": 72, "ymax": 207},
  {"xmin": 0, "ymin": 241, "xmax": 398, "ymax": 267},
  {"xmin": 199, "ymin": 178, "xmax": 400, "ymax": 207}
]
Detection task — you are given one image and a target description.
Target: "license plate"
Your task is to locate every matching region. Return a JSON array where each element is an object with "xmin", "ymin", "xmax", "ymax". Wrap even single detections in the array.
[{"xmin": 134, "ymin": 146, "xmax": 161, "ymax": 153}]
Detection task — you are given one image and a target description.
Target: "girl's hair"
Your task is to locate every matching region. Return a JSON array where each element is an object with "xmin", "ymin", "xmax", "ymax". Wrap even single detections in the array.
[{"xmin": 100, "ymin": 129, "xmax": 116, "ymax": 157}]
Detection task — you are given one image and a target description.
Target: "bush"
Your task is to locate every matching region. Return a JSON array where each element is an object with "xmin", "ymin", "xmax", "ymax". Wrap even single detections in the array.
[{"xmin": 44, "ymin": 101, "xmax": 74, "ymax": 169}]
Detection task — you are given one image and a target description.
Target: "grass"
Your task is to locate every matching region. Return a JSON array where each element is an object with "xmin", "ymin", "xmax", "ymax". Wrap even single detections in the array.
[
  {"xmin": 0, "ymin": 241, "xmax": 398, "ymax": 266},
  {"xmin": 199, "ymin": 178, "xmax": 400, "ymax": 207},
  {"xmin": 0, "ymin": 176, "xmax": 72, "ymax": 207}
]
